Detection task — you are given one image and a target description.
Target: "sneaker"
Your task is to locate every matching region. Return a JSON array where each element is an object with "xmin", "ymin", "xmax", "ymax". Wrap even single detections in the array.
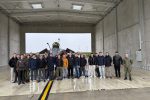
[
  {"xmin": 100, "ymin": 76, "xmax": 102, "ymax": 79},
  {"xmin": 103, "ymin": 76, "xmax": 106, "ymax": 79},
  {"xmin": 13, "ymin": 81, "xmax": 17, "ymax": 83}
]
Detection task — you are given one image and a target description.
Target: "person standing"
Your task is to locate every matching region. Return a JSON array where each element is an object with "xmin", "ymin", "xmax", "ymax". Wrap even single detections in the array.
[
  {"xmin": 67, "ymin": 53, "xmax": 74, "ymax": 78},
  {"xmin": 24, "ymin": 54, "xmax": 30, "ymax": 82},
  {"xmin": 95, "ymin": 53, "xmax": 100, "ymax": 77},
  {"xmin": 28, "ymin": 54, "xmax": 38, "ymax": 82},
  {"xmin": 123, "ymin": 53, "xmax": 133, "ymax": 81},
  {"xmin": 62, "ymin": 54, "xmax": 68, "ymax": 78},
  {"xmin": 38, "ymin": 55, "xmax": 47, "ymax": 82},
  {"xmin": 73, "ymin": 53, "xmax": 80, "ymax": 78},
  {"xmin": 15, "ymin": 54, "xmax": 20, "ymax": 82},
  {"xmin": 97, "ymin": 52, "xmax": 105, "ymax": 79},
  {"xmin": 105, "ymin": 52, "xmax": 112, "ymax": 78},
  {"xmin": 44, "ymin": 54, "xmax": 49, "ymax": 80},
  {"xmin": 80, "ymin": 55, "xmax": 87, "ymax": 77},
  {"xmin": 16, "ymin": 55, "xmax": 27, "ymax": 85},
  {"xmin": 56, "ymin": 55, "xmax": 63, "ymax": 80},
  {"xmin": 9, "ymin": 53, "xmax": 18, "ymax": 83},
  {"xmin": 113, "ymin": 51, "xmax": 123, "ymax": 78},
  {"xmin": 88, "ymin": 53, "xmax": 96, "ymax": 77},
  {"xmin": 46, "ymin": 53, "xmax": 55, "ymax": 80}
]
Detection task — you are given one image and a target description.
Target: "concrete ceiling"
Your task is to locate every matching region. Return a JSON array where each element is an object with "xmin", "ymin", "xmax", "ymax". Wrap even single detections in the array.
[{"xmin": 0, "ymin": 0, "xmax": 121, "ymax": 24}]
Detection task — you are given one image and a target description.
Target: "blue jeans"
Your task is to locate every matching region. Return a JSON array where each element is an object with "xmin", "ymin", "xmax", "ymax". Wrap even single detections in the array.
[
  {"xmin": 74, "ymin": 66, "xmax": 80, "ymax": 78},
  {"xmin": 99, "ymin": 65, "xmax": 105, "ymax": 78},
  {"xmin": 30, "ymin": 69, "xmax": 37, "ymax": 81}
]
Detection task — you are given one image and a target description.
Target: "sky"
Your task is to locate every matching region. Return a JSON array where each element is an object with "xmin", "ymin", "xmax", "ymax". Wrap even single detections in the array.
[{"xmin": 25, "ymin": 33, "xmax": 91, "ymax": 53}]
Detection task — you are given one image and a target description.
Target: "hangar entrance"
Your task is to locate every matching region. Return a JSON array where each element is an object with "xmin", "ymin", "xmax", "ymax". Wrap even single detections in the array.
[{"xmin": 25, "ymin": 33, "xmax": 91, "ymax": 53}]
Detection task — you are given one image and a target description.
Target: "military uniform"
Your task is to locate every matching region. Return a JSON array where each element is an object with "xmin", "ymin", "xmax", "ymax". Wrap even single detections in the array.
[{"xmin": 123, "ymin": 57, "xmax": 133, "ymax": 80}]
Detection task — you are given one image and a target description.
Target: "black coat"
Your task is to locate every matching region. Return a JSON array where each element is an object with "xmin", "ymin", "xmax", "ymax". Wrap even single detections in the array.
[
  {"xmin": 105, "ymin": 55, "xmax": 112, "ymax": 67},
  {"xmin": 80, "ymin": 57, "xmax": 87, "ymax": 67},
  {"xmin": 39, "ymin": 58, "xmax": 47, "ymax": 68},
  {"xmin": 88, "ymin": 56, "xmax": 96, "ymax": 65},
  {"xmin": 94, "ymin": 56, "xmax": 99, "ymax": 65},
  {"xmin": 97, "ymin": 56, "xmax": 105, "ymax": 66},
  {"xmin": 9, "ymin": 57, "xmax": 18, "ymax": 68},
  {"xmin": 67, "ymin": 56, "xmax": 74, "ymax": 67},
  {"xmin": 113, "ymin": 55, "xmax": 123, "ymax": 66},
  {"xmin": 28, "ymin": 58, "xmax": 38, "ymax": 70},
  {"xmin": 46, "ymin": 56, "xmax": 55, "ymax": 71},
  {"xmin": 56, "ymin": 58, "xmax": 63, "ymax": 67}
]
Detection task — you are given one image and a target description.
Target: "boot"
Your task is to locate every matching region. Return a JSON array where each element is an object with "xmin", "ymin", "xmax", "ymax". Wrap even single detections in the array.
[
  {"xmin": 129, "ymin": 77, "xmax": 132, "ymax": 81},
  {"xmin": 124, "ymin": 77, "xmax": 127, "ymax": 80}
]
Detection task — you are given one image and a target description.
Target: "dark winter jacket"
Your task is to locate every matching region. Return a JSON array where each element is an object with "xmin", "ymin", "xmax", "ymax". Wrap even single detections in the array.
[
  {"xmin": 38, "ymin": 58, "xmax": 47, "ymax": 68},
  {"xmin": 17, "ymin": 59, "xmax": 27, "ymax": 71},
  {"xmin": 74, "ymin": 57, "xmax": 80, "ymax": 66},
  {"xmin": 53, "ymin": 56, "xmax": 57, "ymax": 65},
  {"xmin": 46, "ymin": 56, "xmax": 55, "ymax": 71},
  {"xmin": 28, "ymin": 58, "xmax": 38, "ymax": 70},
  {"xmin": 56, "ymin": 58, "xmax": 63, "ymax": 67},
  {"xmin": 88, "ymin": 56, "xmax": 96, "ymax": 65},
  {"xmin": 97, "ymin": 56, "xmax": 105, "ymax": 66},
  {"xmin": 67, "ymin": 56, "xmax": 74, "ymax": 67},
  {"xmin": 113, "ymin": 55, "xmax": 123, "ymax": 66},
  {"xmin": 105, "ymin": 55, "xmax": 112, "ymax": 67},
  {"xmin": 80, "ymin": 57, "xmax": 87, "ymax": 67},
  {"xmin": 9, "ymin": 57, "xmax": 18, "ymax": 69},
  {"xmin": 94, "ymin": 56, "xmax": 99, "ymax": 65}
]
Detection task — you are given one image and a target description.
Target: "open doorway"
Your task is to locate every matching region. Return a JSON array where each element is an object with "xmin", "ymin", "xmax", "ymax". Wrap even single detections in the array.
[{"xmin": 25, "ymin": 33, "xmax": 91, "ymax": 53}]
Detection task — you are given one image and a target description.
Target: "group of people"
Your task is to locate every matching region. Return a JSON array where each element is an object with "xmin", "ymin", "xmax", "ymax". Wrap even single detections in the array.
[{"xmin": 9, "ymin": 51, "xmax": 133, "ymax": 85}]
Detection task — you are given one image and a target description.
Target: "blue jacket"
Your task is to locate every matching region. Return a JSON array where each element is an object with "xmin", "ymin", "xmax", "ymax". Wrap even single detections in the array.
[
  {"xmin": 97, "ymin": 56, "xmax": 105, "ymax": 66},
  {"xmin": 28, "ymin": 58, "xmax": 38, "ymax": 70},
  {"xmin": 74, "ymin": 57, "xmax": 80, "ymax": 66}
]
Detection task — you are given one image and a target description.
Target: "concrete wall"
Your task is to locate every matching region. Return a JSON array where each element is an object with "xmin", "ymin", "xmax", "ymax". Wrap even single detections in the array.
[
  {"xmin": 9, "ymin": 19, "xmax": 20, "ymax": 57},
  {"xmin": 117, "ymin": 0, "xmax": 139, "ymax": 67},
  {"xmin": 0, "ymin": 12, "xmax": 8, "ymax": 66},
  {"xmin": 144, "ymin": 0, "xmax": 150, "ymax": 69},
  {"xmin": 95, "ymin": 0, "xmax": 150, "ymax": 68},
  {"xmin": 0, "ymin": 11, "xmax": 20, "ymax": 66},
  {"xmin": 20, "ymin": 23, "xmax": 95, "ymax": 53},
  {"xmin": 95, "ymin": 9, "xmax": 118, "ymax": 56},
  {"xmin": 95, "ymin": 20, "xmax": 103, "ymax": 53},
  {"xmin": 103, "ymin": 9, "xmax": 117, "ymax": 56}
]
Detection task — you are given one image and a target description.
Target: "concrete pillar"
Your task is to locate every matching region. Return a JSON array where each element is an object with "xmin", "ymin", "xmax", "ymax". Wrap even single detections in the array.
[
  {"xmin": 115, "ymin": 7, "xmax": 119, "ymax": 51},
  {"xmin": 91, "ymin": 31, "xmax": 96, "ymax": 53},
  {"xmin": 138, "ymin": 0, "xmax": 145, "ymax": 69},
  {"xmin": 20, "ymin": 31, "xmax": 25, "ymax": 54}
]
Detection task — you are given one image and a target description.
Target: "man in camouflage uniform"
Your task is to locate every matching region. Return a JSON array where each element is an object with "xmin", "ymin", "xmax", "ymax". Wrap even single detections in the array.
[{"xmin": 123, "ymin": 53, "xmax": 133, "ymax": 81}]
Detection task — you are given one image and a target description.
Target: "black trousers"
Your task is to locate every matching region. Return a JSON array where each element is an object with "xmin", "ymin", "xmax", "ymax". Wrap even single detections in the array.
[
  {"xmin": 18, "ymin": 70, "xmax": 25, "ymax": 83},
  {"xmin": 48, "ymin": 69, "xmax": 54, "ymax": 80},
  {"xmin": 14, "ymin": 70, "xmax": 18, "ymax": 82},
  {"xmin": 114, "ymin": 65, "xmax": 121, "ymax": 77},
  {"xmin": 80, "ymin": 67, "xmax": 85, "ymax": 76},
  {"xmin": 68, "ymin": 66, "xmax": 73, "ymax": 77}
]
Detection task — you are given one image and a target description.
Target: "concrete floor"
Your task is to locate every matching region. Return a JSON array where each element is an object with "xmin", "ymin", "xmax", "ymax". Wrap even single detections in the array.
[
  {"xmin": 1, "ymin": 67, "xmax": 150, "ymax": 100},
  {"xmin": 1, "ymin": 88, "xmax": 150, "ymax": 100},
  {"xmin": 48, "ymin": 88, "xmax": 150, "ymax": 100}
]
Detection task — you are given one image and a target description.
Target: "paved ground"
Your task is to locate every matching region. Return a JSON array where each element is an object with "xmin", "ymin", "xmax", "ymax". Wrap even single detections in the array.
[
  {"xmin": 1, "ymin": 67, "xmax": 150, "ymax": 100},
  {"xmin": 1, "ymin": 87, "xmax": 150, "ymax": 100}
]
